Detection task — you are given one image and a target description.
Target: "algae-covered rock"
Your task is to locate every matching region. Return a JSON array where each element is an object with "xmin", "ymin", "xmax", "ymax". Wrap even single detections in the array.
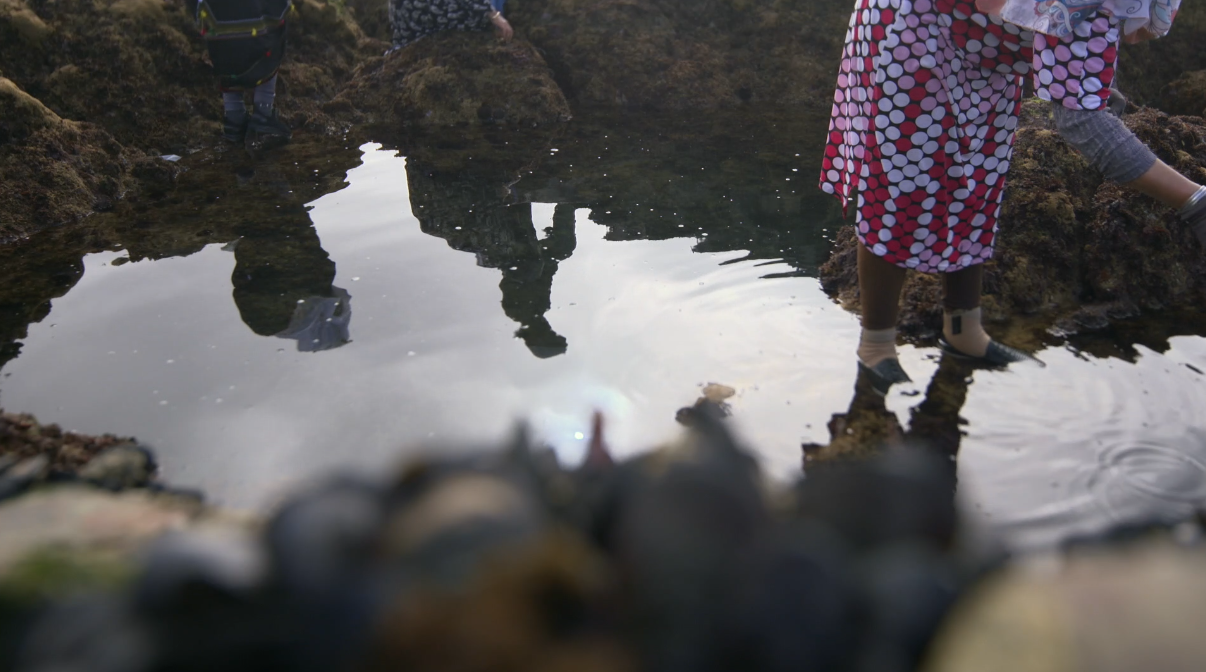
[
  {"xmin": 0, "ymin": 76, "xmax": 59, "ymax": 143},
  {"xmin": 0, "ymin": 77, "xmax": 174, "ymax": 242},
  {"xmin": 1117, "ymin": 0, "xmax": 1206, "ymax": 109},
  {"xmin": 0, "ymin": 0, "xmax": 50, "ymax": 45},
  {"xmin": 334, "ymin": 33, "xmax": 571, "ymax": 128},
  {"xmin": 511, "ymin": 0, "xmax": 850, "ymax": 112},
  {"xmin": 0, "ymin": 0, "xmax": 381, "ymax": 154},
  {"xmin": 819, "ymin": 103, "xmax": 1206, "ymax": 339},
  {"xmin": 0, "ymin": 409, "xmax": 139, "ymax": 475},
  {"xmin": 1161, "ymin": 70, "xmax": 1206, "ymax": 118},
  {"xmin": 345, "ymin": 0, "xmax": 390, "ymax": 41}
]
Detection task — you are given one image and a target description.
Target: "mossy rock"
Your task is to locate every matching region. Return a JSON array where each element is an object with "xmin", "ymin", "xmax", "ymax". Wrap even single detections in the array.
[
  {"xmin": 1161, "ymin": 70, "xmax": 1206, "ymax": 118},
  {"xmin": 334, "ymin": 33, "xmax": 571, "ymax": 128}
]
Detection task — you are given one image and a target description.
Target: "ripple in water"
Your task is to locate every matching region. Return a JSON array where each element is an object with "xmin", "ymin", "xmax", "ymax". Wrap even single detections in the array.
[{"xmin": 958, "ymin": 339, "xmax": 1206, "ymax": 550}]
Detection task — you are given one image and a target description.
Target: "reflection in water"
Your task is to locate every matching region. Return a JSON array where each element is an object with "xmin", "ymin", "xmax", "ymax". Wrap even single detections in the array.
[
  {"xmin": 1, "ymin": 116, "xmax": 1205, "ymax": 544},
  {"xmin": 228, "ymin": 210, "xmax": 351, "ymax": 352},
  {"xmin": 407, "ymin": 160, "xmax": 576, "ymax": 358},
  {"xmin": 805, "ymin": 353, "xmax": 973, "ymax": 506}
]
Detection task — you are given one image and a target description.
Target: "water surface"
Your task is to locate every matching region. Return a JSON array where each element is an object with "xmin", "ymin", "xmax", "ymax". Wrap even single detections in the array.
[{"xmin": 1, "ymin": 113, "xmax": 1204, "ymax": 550}]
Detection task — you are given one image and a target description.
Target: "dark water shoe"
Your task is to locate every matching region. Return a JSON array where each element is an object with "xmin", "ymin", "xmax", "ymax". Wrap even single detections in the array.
[
  {"xmin": 247, "ymin": 106, "xmax": 292, "ymax": 150},
  {"xmin": 939, "ymin": 338, "xmax": 1044, "ymax": 368},
  {"xmin": 223, "ymin": 111, "xmax": 248, "ymax": 143},
  {"xmin": 858, "ymin": 357, "xmax": 912, "ymax": 396}
]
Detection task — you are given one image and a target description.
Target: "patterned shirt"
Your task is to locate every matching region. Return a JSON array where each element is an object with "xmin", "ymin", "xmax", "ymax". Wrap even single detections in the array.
[{"xmin": 389, "ymin": 0, "xmax": 496, "ymax": 49}]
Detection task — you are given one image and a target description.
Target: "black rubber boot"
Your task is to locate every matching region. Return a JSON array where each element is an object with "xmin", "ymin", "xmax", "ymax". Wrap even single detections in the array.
[
  {"xmin": 223, "ymin": 110, "xmax": 248, "ymax": 143},
  {"xmin": 246, "ymin": 105, "xmax": 292, "ymax": 149}
]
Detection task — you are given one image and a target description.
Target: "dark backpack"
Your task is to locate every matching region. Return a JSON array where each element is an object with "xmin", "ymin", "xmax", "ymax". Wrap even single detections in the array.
[{"xmin": 193, "ymin": 0, "xmax": 292, "ymax": 89}]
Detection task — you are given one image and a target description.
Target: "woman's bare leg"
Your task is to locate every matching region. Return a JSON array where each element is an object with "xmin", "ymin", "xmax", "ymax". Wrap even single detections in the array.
[
  {"xmin": 858, "ymin": 243, "xmax": 907, "ymax": 330},
  {"xmin": 942, "ymin": 264, "xmax": 990, "ymax": 357}
]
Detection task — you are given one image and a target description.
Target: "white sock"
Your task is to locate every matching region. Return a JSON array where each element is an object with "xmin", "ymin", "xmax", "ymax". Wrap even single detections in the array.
[
  {"xmin": 943, "ymin": 307, "xmax": 990, "ymax": 357},
  {"xmin": 858, "ymin": 327, "xmax": 898, "ymax": 368}
]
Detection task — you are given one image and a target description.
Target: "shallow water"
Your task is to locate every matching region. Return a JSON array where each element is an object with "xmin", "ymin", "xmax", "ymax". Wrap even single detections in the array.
[{"xmin": 1, "ymin": 112, "xmax": 1204, "ymax": 550}]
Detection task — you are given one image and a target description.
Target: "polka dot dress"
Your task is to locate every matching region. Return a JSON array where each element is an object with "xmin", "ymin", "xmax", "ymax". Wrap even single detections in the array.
[{"xmin": 820, "ymin": 0, "xmax": 1121, "ymax": 273}]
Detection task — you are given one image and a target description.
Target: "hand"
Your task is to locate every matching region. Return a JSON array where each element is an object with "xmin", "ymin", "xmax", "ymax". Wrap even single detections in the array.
[
  {"xmin": 974, "ymin": 0, "xmax": 1007, "ymax": 14},
  {"xmin": 1121, "ymin": 26, "xmax": 1158, "ymax": 44},
  {"xmin": 490, "ymin": 13, "xmax": 513, "ymax": 42}
]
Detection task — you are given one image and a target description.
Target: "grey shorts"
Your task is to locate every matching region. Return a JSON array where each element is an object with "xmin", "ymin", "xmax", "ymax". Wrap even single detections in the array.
[{"xmin": 1052, "ymin": 105, "xmax": 1158, "ymax": 184}]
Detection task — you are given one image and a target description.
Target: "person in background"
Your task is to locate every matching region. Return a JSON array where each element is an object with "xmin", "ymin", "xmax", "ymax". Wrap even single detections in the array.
[
  {"xmin": 190, "ymin": 0, "xmax": 294, "ymax": 146},
  {"xmin": 388, "ymin": 0, "xmax": 513, "ymax": 52},
  {"xmin": 819, "ymin": 0, "xmax": 1206, "ymax": 393}
]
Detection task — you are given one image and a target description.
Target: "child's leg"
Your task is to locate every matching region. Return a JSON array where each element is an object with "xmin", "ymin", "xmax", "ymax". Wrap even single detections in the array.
[
  {"xmin": 223, "ymin": 91, "xmax": 246, "ymax": 117},
  {"xmin": 222, "ymin": 90, "xmax": 248, "ymax": 142},
  {"xmin": 252, "ymin": 75, "xmax": 278, "ymax": 115},
  {"xmin": 857, "ymin": 242, "xmax": 907, "ymax": 368},
  {"xmin": 248, "ymin": 75, "xmax": 291, "ymax": 142}
]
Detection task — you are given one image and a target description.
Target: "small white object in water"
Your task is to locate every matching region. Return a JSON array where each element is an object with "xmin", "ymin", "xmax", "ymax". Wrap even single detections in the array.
[
  {"xmin": 160, "ymin": 155, "xmax": 182, "ymax": 162},
  {"xmin": 574, "ymin": 432, "xmax": 585, "ymax": 440},
  {"xmin": 159, "ymin": 400, "xmax": 168, "ymax": 406},
  {"xmin": 166, "ymin": 359, "xmax": 175, "ymax": 364},
  {"xmin": 352, "ymin": 277, "xmax": 361, "ymax": 281},
  {"xmin": 408, "ymin": 351, "xmax": 416, "ymax": 356}
]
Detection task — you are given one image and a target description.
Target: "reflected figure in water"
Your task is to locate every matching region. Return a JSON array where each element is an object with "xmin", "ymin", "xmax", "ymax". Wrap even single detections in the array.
[
  {"xmin": 226, "ymin": 180, "xmax": 351, "ymax": 352},
  {"xmin": 804, "ymin": 354, "xmax": 973, "ymax": 480},
  {"xmin": 406, "ymin": 160, "xmax": 576, "ymax": 358}
]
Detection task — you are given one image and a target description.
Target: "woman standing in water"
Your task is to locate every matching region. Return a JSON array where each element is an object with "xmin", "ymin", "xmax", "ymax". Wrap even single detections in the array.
[{"xmin": 819, "ymin": 0, "xmax": 1206, "ymax": 392}]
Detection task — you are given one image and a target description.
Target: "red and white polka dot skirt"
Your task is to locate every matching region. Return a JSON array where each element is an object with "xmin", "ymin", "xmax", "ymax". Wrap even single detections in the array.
[{"xmin": 819, "ymin": 0, "xmax": 1121, "ymax": 272}]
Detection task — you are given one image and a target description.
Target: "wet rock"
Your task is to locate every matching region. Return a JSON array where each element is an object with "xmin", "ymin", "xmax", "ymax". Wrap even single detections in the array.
[
  {"xmin": 0, "ymin": 410, "xmax": 140, "ymax": 476},
  {"xmin": 333, "ymin": 34, "xmax": 571, "ymax": 129},
  {"xmin": 1161, "ymin": 70, "xmax": 1206, "ymax": 118},
  {"xmin": 924, "ymin": 539, "xmax": 1206, "ymax": 672},
  {"xmin": 512, "ymin": 0, "xmax": 852, "ymax": 112},
  {"xmin": 0, "ymin": 486, "xmax": 204, "ymax": 575},
  {"xmin": 0, "ymin": 455, "xmax": 49, "ymax": 501},
  {"xmin": 724, "ymin": 523, "xmax": 860, "ymax": 672},
  {"xmin": 78, "ymin": 444, "xmax": 158, "ymax": 492},
  {"xmin": 675, "ymin": 383, "xmax": 737, "ymax": 425}
]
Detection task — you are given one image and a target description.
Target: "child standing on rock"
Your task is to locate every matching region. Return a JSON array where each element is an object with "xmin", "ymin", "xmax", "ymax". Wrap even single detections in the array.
[
  {"xmin": 189, "ymin": 0, "xmax": 294, "ymax": 146},
  {"xmin": 819, "ymin": 0, "xmax": 1206, "ymax": 393}
]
